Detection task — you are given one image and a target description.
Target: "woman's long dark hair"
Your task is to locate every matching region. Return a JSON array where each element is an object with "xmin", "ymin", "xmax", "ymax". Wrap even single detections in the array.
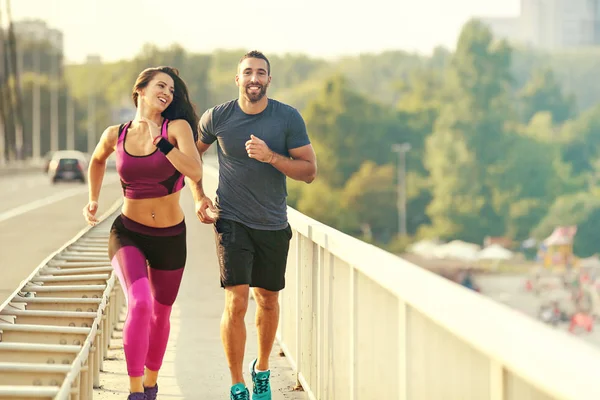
[{"xmin": 132, "ymin": 66, "xmax": 199, "ymax": 141}]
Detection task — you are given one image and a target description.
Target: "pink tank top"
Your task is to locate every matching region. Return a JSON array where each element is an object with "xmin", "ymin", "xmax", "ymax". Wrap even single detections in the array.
[{"xmin": 116, "ymin": 119, "xmax": 185, "ymax": 199}]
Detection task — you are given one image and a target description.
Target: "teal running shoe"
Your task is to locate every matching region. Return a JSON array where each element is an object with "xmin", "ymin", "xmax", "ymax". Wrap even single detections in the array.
[
  {"xmin": 249, "ymin": 359, "xmax": 271, "ymax": 400},
  {"xmin": 230, "ymin": 383, "xmax": 250, "ymax": 400}
]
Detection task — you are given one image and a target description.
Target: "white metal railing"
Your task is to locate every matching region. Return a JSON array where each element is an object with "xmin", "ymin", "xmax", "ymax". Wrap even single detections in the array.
[
  {"xmin": 273, "ymin": 205, "xmax": 600, "ymax": 400},
  {"xmin": 199, "ymin": 162, "xmax": 600, "ymax": 400},
  {"xmin": 0, "ymin": 199, "xmax": 125, "ymax": 400}
]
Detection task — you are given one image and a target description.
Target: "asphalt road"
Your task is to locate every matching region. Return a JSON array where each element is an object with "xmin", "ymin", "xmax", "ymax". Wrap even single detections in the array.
[{"xmin": 0, "ymin": 169, "xmax": 122, "ymax": 304}]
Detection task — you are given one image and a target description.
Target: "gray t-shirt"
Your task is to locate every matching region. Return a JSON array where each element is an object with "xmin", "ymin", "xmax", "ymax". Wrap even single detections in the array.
[{"xmin": 199, "ymin": 99, "xmax": 311, "ymax": 230}]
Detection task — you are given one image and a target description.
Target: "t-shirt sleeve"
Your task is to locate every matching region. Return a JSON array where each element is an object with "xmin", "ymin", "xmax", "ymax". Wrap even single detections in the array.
[
  {"xmin": 199, "ymin": 108, "xmax": 217, "ymax": 144},
  {"xmin": 286, "ymin": 108, "xmax": 311, "ymax": 150}
]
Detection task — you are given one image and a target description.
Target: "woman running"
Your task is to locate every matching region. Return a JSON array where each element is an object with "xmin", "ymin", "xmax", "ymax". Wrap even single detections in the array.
[{"xmin": 83, "ymin": 66, "xmax": 208, "ymax": 400}]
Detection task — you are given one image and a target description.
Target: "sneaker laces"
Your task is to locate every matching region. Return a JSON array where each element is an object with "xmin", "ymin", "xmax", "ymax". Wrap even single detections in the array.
[
  {"xmin": 254, "ymin": 374, "xmax": 270, "ymax": 394},
  {"xmin": 231, "ymin": 389, "xmax": 249, "ymax": 400}
]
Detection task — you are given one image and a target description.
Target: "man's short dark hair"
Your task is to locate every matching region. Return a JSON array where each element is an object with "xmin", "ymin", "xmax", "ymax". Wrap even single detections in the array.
[{"xmin": 239, "ymin": 50, "xmax": 271, "ymax": 76}]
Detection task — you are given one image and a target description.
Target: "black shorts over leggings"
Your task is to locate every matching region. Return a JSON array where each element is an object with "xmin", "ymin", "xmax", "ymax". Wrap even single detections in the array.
[
  {"xmin": 108, "ymin": 214, "xmax": 187, "ymax": 271},
  {"xmin": 214, "ymin": 218, "xmax": 293, "ymax": 292}
]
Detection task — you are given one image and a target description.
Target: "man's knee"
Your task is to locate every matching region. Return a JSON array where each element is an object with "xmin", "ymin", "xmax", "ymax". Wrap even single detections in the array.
[
  {"xmin": 253, "ymin": 288, "xmax": 279, "ymax": 311},
  {"xmin": 224, "ymin": 285, "xmax": 250, "ymax": 317}
]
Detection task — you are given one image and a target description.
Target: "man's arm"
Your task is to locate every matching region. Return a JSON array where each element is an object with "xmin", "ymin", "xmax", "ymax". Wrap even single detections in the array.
[
  {"xmin": 245, "ymin": 106, "xmax": 317, "ymax": 183},
  {"xmin": 269, "ymin": 144, "xmax": 317, "ymax": 183},
  {"xmin": 245, "ymin": 135, "xmax": 317, "ymax": 184},
  {"xmin": 275, "ymin": 108, "xmax": 317, "ymax": 183}
]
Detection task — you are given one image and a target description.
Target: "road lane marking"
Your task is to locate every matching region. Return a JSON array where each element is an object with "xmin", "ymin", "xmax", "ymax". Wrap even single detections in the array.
[{"xmin": 0, "ymin": 177, "xmax": 119, "ymax": 224}]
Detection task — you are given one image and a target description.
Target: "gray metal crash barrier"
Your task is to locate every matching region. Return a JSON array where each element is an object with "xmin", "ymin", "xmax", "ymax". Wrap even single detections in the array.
[{"xmin": 0, "ymin": 200, "xmax": 124, "ymax": 400}]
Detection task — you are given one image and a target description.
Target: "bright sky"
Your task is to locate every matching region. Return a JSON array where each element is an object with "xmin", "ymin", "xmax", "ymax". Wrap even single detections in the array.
[{"xmin": 12, "ymin": 0, "xmax": 520, "ymax": 64}]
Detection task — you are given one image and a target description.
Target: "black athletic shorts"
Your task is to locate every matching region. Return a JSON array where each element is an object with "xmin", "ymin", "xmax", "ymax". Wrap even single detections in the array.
[
  {"xmin": 108, "ymin": 214, "xmax": 187, "ymax": 271},
  {"xmin": 214, "ymin": 218, "xmax": 293, "ymax": 292}
]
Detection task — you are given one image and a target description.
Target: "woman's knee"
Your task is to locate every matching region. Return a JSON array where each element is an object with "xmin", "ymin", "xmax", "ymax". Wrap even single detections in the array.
[
  {"xmin": 148, "ymin": 267, "xmax": 185, "ymax": 306},
  {"xmin": 129, "ymin": 295, "xmax": 152, "ymax": 316},
  {"xmin": 127, "ymin": 280, "xmax": 152, "ymax": 317},
  {"xmin": 152, "ymin": 301, "xmax": 173, "ymax": 323}
]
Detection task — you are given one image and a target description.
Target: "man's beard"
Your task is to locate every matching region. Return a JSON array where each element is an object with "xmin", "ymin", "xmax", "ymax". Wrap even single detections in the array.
[{"xmin": 245, "ymin": 84, "xmax": 268, "ymax": 103}]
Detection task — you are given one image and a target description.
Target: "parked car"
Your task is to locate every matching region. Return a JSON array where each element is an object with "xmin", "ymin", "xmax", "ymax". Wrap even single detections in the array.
[{"xmin": 47, "ymin": 150, "xmax": 88, "ymax": 184}]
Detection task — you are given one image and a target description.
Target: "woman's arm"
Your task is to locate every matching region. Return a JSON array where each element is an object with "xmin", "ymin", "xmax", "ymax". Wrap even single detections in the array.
[
  {"xmin": 165, "ymin": 119, "xmax": 203, "ymax": 182},
  {"xmin": 88, "ymin": 125, "xmax": 119, "ymax": 203},
  {"xmin": 83, "ymin": 125, "xmax": 118, "ymax": 225}
]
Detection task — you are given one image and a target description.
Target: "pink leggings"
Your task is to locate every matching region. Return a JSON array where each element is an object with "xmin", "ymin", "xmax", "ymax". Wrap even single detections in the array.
[{"xmin": 108, "ymin": 215, "xmax": 186, "ymax": 377}]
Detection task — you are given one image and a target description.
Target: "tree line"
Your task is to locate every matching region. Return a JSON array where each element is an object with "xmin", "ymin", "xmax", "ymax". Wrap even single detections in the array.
[{"xmin": 9, "ymin": 19, "xmax": 600, "ymax": 256}]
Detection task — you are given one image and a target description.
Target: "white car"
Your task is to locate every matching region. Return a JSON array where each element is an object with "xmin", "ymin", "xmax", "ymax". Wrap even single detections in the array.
[{"xmin": 47, "ymin": 150, "xmax": 88, "ymax": 184}]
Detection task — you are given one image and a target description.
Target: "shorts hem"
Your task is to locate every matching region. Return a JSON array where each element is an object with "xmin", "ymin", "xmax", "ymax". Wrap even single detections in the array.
[{"xmin": 220, "ymin": 281, "xmax": 284, "ymax": 292}]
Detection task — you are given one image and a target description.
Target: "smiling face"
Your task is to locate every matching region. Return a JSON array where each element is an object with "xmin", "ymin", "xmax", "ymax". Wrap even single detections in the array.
[
  {"xmin": 236, "ymin": 57, "xmax": 271, "ymax": 103},
  {"xmin": 138, "ymin": 72, "xmax": 174, "ymax": 112}
]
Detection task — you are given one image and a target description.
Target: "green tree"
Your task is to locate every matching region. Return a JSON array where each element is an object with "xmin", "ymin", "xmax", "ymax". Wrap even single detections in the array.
[
  {"xmin": 559, "ymin": 104, "xmax": 600, "ymax": 186},
  {"xmin": 518, "ymin": 67, "xmax": 575, "ymax": 124},
  {"xmin": 294, "ymin": 179, "xmax": 356, "ymax": 232},
  {"xmin": 497, "ymin": 127, "xmax": 562, "ymax": 240},
  {"xmin": 423, "ymin": 19, "xmax": 514, "ymax": 242},
  {"xmin": 340, "ymin": 161, "xmax": 396, "ymax": 242},
  {"xmin": 333, "ymin": 50, "xmax": 429, "ymax": 105},
  {"xmin": 303, "ymin": 75, "xmax": 404, "ymax": 187},
  {"xmin": 392, "ymin": 70, "xmax": 445, "ymax": 233}
]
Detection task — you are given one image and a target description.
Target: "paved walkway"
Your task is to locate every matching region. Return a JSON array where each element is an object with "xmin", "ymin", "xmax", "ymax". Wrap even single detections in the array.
[{"xmin": 93, "ymin": 188, "xmax": 307, "ymax": 400}]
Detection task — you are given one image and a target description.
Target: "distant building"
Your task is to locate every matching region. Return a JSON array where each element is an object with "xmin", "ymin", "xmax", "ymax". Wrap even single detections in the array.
[
  {"xmin": 13, "ymin": 19, "xmax": 63, "ymax": 54},
  {"xmin": 86, "ymin": 55, "xmax": 102, "ymax": 65},
  {"xmin": 522, "ymin": 0, "xmax": 600, "ymax": 49},
  {"xmin": 480, "ymin": 0, "xmax": 600, "ymax": 50}
]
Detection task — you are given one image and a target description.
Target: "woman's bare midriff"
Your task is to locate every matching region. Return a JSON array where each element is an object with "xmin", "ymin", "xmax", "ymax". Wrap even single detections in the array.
[{"xmin": 121, "ymin": 191, "xmax": 185, "ymax": 227}]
